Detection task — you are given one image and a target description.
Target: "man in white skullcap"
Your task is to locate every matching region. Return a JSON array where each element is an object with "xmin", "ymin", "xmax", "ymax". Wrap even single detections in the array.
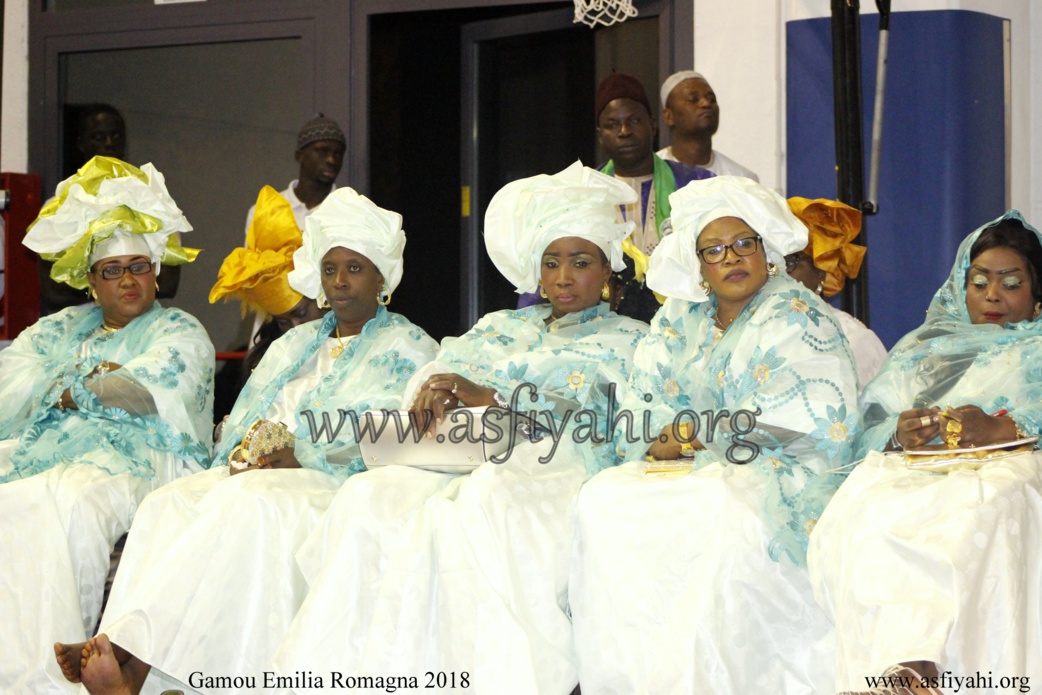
[{"xmin": 657, "ymin": 70, "xmax": 759, "ymax": 182}]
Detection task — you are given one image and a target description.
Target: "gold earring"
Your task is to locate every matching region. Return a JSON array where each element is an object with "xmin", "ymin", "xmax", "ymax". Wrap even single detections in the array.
[
  {"xmin": 539, "ymin": 284, "xmax": 548, "ymax": 299},
  {"xmin": 317, "ymin": 293, "xmax": 330, "ymax": 309},
  {"xmin": 155, "ymin": 280, "xmax": 160, "ymax": 291},
  {"xmin": 699, "ymin": 279, "xmax": 711, "ymax": 295},
  {"xmin": 377, "ymin": 289, "xmax": 391, "ymax": 306},
  {"xmin": 1034, "ymin": 302, "xmax": 1041, "ymax": 320},
  {"xmin": 767, "ymin": 262, "xmax": 779, "ymax": 277},
  {"xmin": 89, "ymin": 287, "xmax": 98, "ymax": 302},
  {"xmin": 601, "ymin": 282, "xmax": 611, "ymax": 301}
]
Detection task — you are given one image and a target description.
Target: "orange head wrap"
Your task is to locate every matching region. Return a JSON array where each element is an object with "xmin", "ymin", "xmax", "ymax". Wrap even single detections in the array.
[{"xmin": 787, "ymin": 197, "xmax": 865, "ymax": 297}]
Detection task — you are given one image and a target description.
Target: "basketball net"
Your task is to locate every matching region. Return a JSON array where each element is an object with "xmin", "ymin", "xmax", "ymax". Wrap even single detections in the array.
[{"xmin": 573, "ymin": 0, "xmax": 638, "ymax": 27}]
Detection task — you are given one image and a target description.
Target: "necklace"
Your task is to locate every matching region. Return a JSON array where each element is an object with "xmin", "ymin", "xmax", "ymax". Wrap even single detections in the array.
[
  {"xmin": 331, "ymin": 325, "xmax": 345, "ymax": 358},
  {"xmin": 101, "ymin": 324, "xmax": 119, "ymax": 333},
  {"xmin": 714, "ymin": 314, "xmax": 734, "ymax": 331}
]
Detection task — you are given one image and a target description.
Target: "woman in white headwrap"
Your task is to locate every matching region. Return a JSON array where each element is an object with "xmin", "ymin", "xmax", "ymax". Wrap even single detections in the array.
[
  {"xmin": 54, "ymin": 188, "xmax": 438, "ymax": 695},
  {"xmin": 569, "ymin": 176, "xmax": 860, "ymax": 694},
  {"xmin": 273, "ymin": 162, "xmax": 648, "ymax": 693},
  {"xmin": 0, "ymin": 157, "xmax": 211, "ymax": 694}
]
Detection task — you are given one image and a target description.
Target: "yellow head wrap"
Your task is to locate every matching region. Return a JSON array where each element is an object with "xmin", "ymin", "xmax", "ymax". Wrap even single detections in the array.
[
  {"xmin": 23, "ymin": 156, "xmax": 199, "ymax": 290},
  {"xmin": 786, "ymin": 197, "xmax": 865, "ymax": 298},
  {"xmin": 209, "ymin": 186, "xmax": 305, "ymax": 318}
]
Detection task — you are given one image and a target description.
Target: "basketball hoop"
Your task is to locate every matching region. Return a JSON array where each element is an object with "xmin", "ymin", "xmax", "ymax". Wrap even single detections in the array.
[{"xmin": 573, "ymin": 0, "xmax": 638, "ymax": 28}]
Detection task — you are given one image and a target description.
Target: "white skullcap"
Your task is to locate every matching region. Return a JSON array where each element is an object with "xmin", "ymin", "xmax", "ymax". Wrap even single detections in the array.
[
  {"xmin": 647, "ymin": 176, "xmax": 808, "ymax": 302},
  {"xmin": 288, "ymin": 187, "xmax": 405, "ymax": 299},
  {"xmin": 24, "ymin": 158, "xmax": 193, "ymax": 287},
  {"xmin": 660, "ymin": 70, "xmax": 707, "ymax": 109},
  {"xmin": 483, "ymin": 161, "xmax": 636, "ymax": 294}
]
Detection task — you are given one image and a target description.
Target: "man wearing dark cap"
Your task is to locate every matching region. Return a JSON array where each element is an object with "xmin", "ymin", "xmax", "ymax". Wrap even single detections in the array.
[
  {"xmin": 595, "ymin": 71, "xmax": 713, "ymax": 322},
  {"xmin": 245, "ymin": 114, "xmax": 347, "ymax": 232}
]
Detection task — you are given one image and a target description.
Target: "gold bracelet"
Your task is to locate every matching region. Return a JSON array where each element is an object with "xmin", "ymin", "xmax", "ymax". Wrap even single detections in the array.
[{"xmin": 1009, "ymin": 415, "xmax": 1027, "ymax": 440}]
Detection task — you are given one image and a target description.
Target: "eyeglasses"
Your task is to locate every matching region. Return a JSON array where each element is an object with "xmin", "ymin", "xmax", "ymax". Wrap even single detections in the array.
[
  {"xmin": 785, "ymin": 254, "xmax": 807, "ymax": 273},
  {"xmin": 696, "ymin": 236, "xmax": 761, "ymax": 264},
  {"xmin": 93, "ymin": 261, "xmax": 153, "ymax": 280}
]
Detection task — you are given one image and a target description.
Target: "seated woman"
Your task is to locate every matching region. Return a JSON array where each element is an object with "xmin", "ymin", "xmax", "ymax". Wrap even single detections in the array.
[
  {"xmin": 274, "ymin": 162, "xmax": 648, "ymax": 693},
  {"xmin": 569, "ymin": 176, "xmax": 860, "ymax": 694},
  {"xmin": 784, "ymin": 196, "xmax": 888, "ymax": 389},
  {"xmin": 54, "ymin": 188, "xmax": 438, "ymax": 695},
  {"xmin": 808, "ymin": 211, "xmax": 1042, "ymax": 693},
  {"xmin": 0, "ymin": 156, "xmax": 211, "ymax": 693},
  {"xmin": 210, "ymin": 185, "xmax": 327, "ymax": 420}
]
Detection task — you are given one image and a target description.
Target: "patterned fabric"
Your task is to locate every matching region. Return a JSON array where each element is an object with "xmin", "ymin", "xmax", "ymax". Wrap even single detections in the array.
[
  {"xmin": 0, "ymin": 303, "xmax": 214, "ymax": 482},
  {"xmin": 616, "ymin": 274, "xmax": 860, "ymax": 565},
  {"xmin": 217, "ymin": 306, "xmax": 439, "ymax": 481},
  {"xmin": 857, "ymin": 209, "xmax": 1042, "ymax": 455},
  {"xmin": 436, "ymin": 301, "xmax": 648, "ymax": 475}
]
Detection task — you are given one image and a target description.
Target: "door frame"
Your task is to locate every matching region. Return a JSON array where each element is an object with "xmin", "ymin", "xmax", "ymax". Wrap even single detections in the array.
[{"xmin": 349, "ymin": 0, "xmax": 692, "ymax": 194}]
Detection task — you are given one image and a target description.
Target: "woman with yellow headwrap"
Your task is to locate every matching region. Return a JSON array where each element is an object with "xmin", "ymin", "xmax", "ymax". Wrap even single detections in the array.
[
  {"xmin": 784, "ymin": 197, "xmax": 887, "ymax": 389},
  {"xmin": 0, "ymin": 156, "xmax": 213, "ymax": 693},
  {"xmin": 210, "ymin": 185, "xmax": 326, "ymax": 413}
]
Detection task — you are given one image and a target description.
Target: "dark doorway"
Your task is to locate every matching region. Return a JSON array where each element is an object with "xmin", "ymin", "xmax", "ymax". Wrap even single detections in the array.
[{"xmin": 368, "ymin": 2, "xmax": 675, "ymax": 341}]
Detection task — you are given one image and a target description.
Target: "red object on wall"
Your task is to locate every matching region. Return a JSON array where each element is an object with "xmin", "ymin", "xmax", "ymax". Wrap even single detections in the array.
[{"xmin": 1, "ymin": 172, "xmax": 43, "ymax": 340}]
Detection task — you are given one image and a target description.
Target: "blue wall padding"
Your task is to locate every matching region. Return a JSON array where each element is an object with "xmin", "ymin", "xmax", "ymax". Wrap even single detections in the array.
[{"xmin": 787, "ymin": 10, "xmax": 1006, "ymax": 348}]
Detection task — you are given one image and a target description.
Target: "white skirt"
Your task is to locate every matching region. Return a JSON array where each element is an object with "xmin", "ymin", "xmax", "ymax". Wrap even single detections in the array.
[
  {"xmin": 99, "ymin": 466, "xmax": 341, "ymax": 695},
  {"xmin": 275, "ymin": 437, "xmax": 586, "ymax": 694},
  {"xmin": 0, "ymin": 432, "xmax": 182, "ymax": 695},
  {"xmin": 808, "ymin": 450, "xmax": 1042, "ymax": 690},
  {"xmin": 569, "ymin": 459, "xmax": 835, "ymax": 694}
]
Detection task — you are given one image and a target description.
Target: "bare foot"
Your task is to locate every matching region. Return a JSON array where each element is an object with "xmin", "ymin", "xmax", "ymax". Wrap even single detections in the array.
[
  {"xmin": 80, "ymin": 635, "xmax": 134, "ymax": 695},
  {"xmin": 54, "ymin": 641, "xmax": 88, "ymax": 683}
]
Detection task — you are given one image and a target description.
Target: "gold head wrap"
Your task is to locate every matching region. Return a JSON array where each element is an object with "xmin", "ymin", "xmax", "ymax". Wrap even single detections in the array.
[
  {"xmin": 209, "ymin": 186, "xmax": 304, "ymax": 317},
  {"xmin": 787, "ymin": 197, "xmax": 865, "ymax": 297},
  {"xmin": 23, "ymin": 156, "xmax": 199, "ymax": 290}
]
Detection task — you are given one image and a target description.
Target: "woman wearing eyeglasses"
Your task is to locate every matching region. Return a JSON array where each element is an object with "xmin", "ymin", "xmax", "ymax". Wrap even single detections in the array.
[
  {"xmin": 0, "ymin": 157, "xmax": 213, "ymax": 692},
  {"xmin": 569, "ymin": 176, "xmax": 860, "ymax": 694}
]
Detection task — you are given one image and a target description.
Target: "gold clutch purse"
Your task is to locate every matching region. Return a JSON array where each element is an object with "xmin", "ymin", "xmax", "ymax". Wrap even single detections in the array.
[
  {"xmin": 903, "ymin": 436, "xmax": 1038, "ymax": 473},
  {"xmin": 228, "ymin": 420, "xmax": 296, "ymax": 470}
]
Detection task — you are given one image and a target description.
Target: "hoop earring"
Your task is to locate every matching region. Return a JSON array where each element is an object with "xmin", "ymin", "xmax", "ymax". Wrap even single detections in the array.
[
  {"xmin": 767, "ymin": 262, "xmax": 779, "ymax": 278},
  {"xmin": 377, "ymin": 289, "xmax": 392, "ymax": 306},
  {"xmin": 698, "ymin": 280, "xmax": 711, "ymax": 295},
  {"xmin": 154, "ymin": 280, "xmax": 160, "ymax": 291},
  {"xmin": 317, "ymin": 293, "xmax": 331, "ymax": 309},
  {"xmin": 601, "ymin": 282, "xmax": 611, "ymax": 301},
  {"xmin": 539, "ymin": 284, "xmax": 548, "ymax": 299}
]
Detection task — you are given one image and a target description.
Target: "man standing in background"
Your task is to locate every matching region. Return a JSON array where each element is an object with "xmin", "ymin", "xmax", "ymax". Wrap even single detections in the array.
[
  {"xmin": 657, "ymin": 70, "xmax": 759, "ymax": 182},
  {"xmin": 244, "ymin": 114, "xmax": 346, "ymax": 232}
]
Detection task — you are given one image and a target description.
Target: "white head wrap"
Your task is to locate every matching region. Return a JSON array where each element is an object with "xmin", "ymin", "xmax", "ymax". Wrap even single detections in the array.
[
  {"xmin": 647, "ymin": 176, "xmax": 809, "ymax": 302},
  {"xmin": 660, "ymin": 70, "xmax": 707, "ymax": 109},
  {"xmin": 23, "ymin": 158, "xmax": 193, "ymax": 286},
  {"xmin": 288, "ymin": 187, "xmax": 405, "ymax": 299},
  {"xmin": 483, "ymin": 161, "xmax": 636, "ymax": 294}
]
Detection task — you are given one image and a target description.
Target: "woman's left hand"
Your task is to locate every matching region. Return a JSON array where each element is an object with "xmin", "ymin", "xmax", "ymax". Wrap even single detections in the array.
[
  {"xmin": 409, "ymin": 373, "xmax": 497, "ymax": 436},
  {"xmin": 937, "ymin": 405, "xmax": 1019, "ymax": 448}
]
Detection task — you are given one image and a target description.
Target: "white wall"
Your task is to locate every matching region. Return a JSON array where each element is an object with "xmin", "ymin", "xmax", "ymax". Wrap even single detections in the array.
[{"xmin": 1, "ymin": 0, "xmax": 29, "ymax": 172}]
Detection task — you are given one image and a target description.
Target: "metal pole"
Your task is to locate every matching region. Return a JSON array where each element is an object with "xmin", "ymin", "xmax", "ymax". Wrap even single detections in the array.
[
  {"xmin": 830, "ymin": 0, "xmax": 869, "ymax": 323},
  {"xmin": 865, "ymin": 0, "xmax": 891, "ymax": 214}
]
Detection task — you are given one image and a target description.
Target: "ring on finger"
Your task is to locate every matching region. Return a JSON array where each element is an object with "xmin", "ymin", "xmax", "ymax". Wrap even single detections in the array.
[{"xmin": 918, "ymin": 415, "xmax": 933, "ymax": 428}]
